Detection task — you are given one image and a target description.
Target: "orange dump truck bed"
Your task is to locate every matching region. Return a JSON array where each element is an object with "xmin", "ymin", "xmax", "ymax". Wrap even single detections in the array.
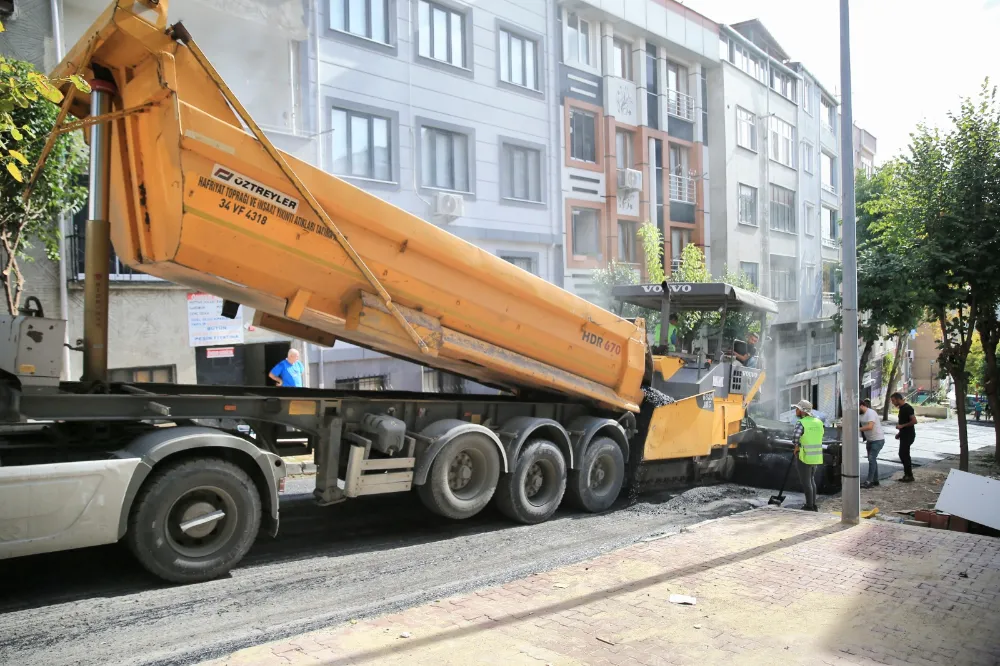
[{"xmin": 51, "ymin": 1, "xmax": 646, "ymax": 412}]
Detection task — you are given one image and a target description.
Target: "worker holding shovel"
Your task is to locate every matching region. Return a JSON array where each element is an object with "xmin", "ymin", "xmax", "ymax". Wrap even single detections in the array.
[{"xmin": 791, "ymin": 400, "xmax": 824, "ymax": 512}]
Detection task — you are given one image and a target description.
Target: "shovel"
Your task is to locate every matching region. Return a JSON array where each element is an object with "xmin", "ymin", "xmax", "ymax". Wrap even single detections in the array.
[{"xmin": 768, "ymin": 454, "xmax": 796, "ymax": 506}]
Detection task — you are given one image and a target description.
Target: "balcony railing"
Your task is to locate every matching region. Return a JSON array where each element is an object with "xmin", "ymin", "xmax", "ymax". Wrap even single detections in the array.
[
  {"xmin": 822, "ymin": 182, "xmax": 837, "ymax": 195},
  {"xmin": 666, "ymin": 89, "xmax": 695, "ymax": 122},
  {"xmin": 669, "ymin": 174, "xmax": 696, "ymax": 204},
  {"xmin": 822, "ymin": 236, "xmax": 838, "ymax": 249}
]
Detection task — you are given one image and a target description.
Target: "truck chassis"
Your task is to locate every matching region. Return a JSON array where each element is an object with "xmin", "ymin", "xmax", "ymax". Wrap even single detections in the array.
[{"xmin": 0, "ymin": 381, "xmax": 635, "ymax": 582}]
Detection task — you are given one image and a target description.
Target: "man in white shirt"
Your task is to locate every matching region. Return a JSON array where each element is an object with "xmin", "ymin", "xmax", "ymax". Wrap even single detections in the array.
[{"xmin": 859, "ymin": 401, "xmax": 885, "ymax": 488}]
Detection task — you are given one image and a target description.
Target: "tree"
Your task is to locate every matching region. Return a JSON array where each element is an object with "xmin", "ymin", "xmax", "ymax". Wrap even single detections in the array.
[
  {"xmin": 833, "ymin": 163, "xmax": 926, "ymax": 419},
  {"xmin": 592, "ymin": 221, "xmax": 664, "ymax": 330},
  {"xmin": 0, "ymin": 55, "xmax": 88, "ymax": 314},
  {"xmin": 667, "ymin": 243, "xmax": 758, "ymax": 347},
  {"xmin": 954, "ymin": 85, "xmax": 1000, "ymax": 460},
  {"xmin": 883, "ymin": 84, "xmax": 1000, "ymax": 470}
]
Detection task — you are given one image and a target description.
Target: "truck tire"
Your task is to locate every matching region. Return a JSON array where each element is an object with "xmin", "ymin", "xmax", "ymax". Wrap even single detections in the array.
[
  {"xmin": 126, "ymin": 457, "xmax": 261, "ymax": 584},
  {"xmin": 567, "ymin": 437, "xmax": 624, "ymax": 513},
  {"xmin": 418, "ymin": 432, "xmax": 501, "ymax": 520},
  {"xmin": 494, "ymin": 439, "xmax": 567, "ymax": 525}
]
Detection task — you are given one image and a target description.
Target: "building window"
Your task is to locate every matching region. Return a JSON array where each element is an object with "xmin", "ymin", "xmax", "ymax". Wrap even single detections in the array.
[
  {"xmin": 612, "ymin": 38, "xmax": 631, "ymax": 79},
  {"xmin": 668, "ymin": 144, "xmax": 694, "ymax": 203},
  {"xmin": 652, "ymin": 138, "xmax": 665, "ymax": 232},
  {"xmin": 571, "ymin": 207, "xmax": 600, "ymax": 258},
  {"xmin": 618, "ymin": 220, "xmax": 637, "ymax": 263},
  {"xmin": 815, "ymin": 331, "xmax": 837, "ymax": 366},
  {"xmin": 822, "ymin": 99, "xmax": 836, "ymax": 132},
  {"xmin": 803, "ymin": 81, "xmax": 813, "ymax": 114},
  {"xmin": 501, "ymin": 142, "xmax": 542, "ymax": 203},
  {"xmin": 821, "ymin": 152, "xmax": 836, "ymax": 192},
  {"xmin": 670, "ymin": 227, "xmax": 693, "ymax": 272},
  {"xmin": 804, "ymin": 202, "xmax": 816, "ymax": 236},
  {"xmin": 738, "ymin": 183, "xmax": 758, "ymax": 227},
  {"xmin": 418, "ymin": 0, "xmax": 466, "ymax": 68},
  {"xmin": 331, "ymin": 0, "xmax": 390, "ymax": 44},
  {"xmin": 770, "ymin": 184, "xmax": 796, "ymax": 234},
  {"xmin": 781, "ymin": 330, "xmax": 808, "ymax": 375},
  {"xmin": 569, "ymin": 109, "xmax": 596, "ymax": 162},
  {"xmin": 332, "ymin": 107, "xmax": 392, "ymax": 181},
  {"xmin": 860, "ymin": 156, "xmax": 874, "ymax": 177},
  {"xmin": 701, "ymin": 71, "xmax": 709, "ymax": 145},
  {"xmin": 822, "ymin": 206, "xmax": 838, "ymax": 246},
  {"xmin": 109, "ymin": 366, "xmax": 176, "ymax": 383},
  {"xmin": 565, "ymin": 12, "xmax": 591, "ymax": 67},
  {"xmin": 723, "ymin": 37, "xmax": 767, "ymax": 85},
  {"xmin": 421, "ymin": 125, "xmax": 469, "ymax": 191},
  {"xmin": 802, "ymin": 140, "xmax": 814, "ymax": 174},
  {"xmin": 770, "ymin": 258, "xmax": 797, "ymax": 302},
  {"xmin": 335, "ymin": 375, "xmax": 388, "ymax": 390},
  {"xmin": 500, "ymin": 254, "xmax": 536, "ymax": 275},
  {"xmin": 768, "ymin": 116, "xmax": 795, "ymax": 168},
  {"xmin": 70, "ymin": 204, "xmax": 159, "ymax": 281},
  {"xmin": 615, "ymin": 128, "xmax": 633, "ymax": 169},
  {"xmin": 822, "ymin": 261, "xmax": 840, "ymax": 298},
  {"xmin": 665, "ymin": 60, "xmax": 692, "ymax": 121},
  {"xmin": 739, "ymin": 261, "xmax": 759, "ymax": 288},
  {"xmin": 736, "ymin": 107, "xmax": 757, "ymax": 151},
  {"xmin": 499, "ymin": 28, "xmax": 539, "ymax": 91},
  {"xmin": 770, "ymin": 68, "xmax": 796, "ymax": 101},
  {"xmin": 646, "ymin": 44, "xmax": 658, "ymax": 129},
  {"xmin": 422, "ymin": 367, "xmax": 464, "ymax": 393}
]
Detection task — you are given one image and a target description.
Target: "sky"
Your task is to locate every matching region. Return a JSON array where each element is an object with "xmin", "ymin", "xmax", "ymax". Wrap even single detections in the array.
[{"xmin": 681, "ymin": 0, "xmax": 1000, "ymax": 162}]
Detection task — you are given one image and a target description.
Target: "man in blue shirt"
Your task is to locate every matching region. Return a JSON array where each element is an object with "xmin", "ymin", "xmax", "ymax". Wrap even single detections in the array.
[{"xmin": 269, "ymin": 348, "xmax": 304, "ymax": 387}]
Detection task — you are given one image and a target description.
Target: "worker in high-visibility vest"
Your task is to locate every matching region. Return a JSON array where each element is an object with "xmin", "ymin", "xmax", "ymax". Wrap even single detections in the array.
[
  {"xmin": 653, "ymin": 314, "xmax": 679, "ymax": 353},
  {"xmin": 791, "ymin": 399, "xmax": 824, "ymax": 512}
]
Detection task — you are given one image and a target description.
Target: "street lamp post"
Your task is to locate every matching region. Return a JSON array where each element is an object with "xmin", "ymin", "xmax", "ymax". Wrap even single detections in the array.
[{"xmin": 839, "ymin": 0, "xmax": 861, "ymax": 525}]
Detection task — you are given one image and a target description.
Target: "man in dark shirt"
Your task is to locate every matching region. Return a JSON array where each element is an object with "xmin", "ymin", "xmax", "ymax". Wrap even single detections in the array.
[
  {"xmin": 890, "ymin": 392, "xmax": 917, "ymax": 482},
  {"xmin": 734, "ymin": 332, "xmax": 759, "ymax": 367}
]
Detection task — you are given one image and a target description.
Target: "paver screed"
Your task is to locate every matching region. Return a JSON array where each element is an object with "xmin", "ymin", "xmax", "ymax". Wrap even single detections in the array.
[{"xmin": 206, "ymin": 507, "xmax": 1000, "ymax": 666}]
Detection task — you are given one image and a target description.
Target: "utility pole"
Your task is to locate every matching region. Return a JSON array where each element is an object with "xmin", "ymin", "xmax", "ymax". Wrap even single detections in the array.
[{"xmin": 839, "ymin": 0, "xmax": 861, "ymax": 525}]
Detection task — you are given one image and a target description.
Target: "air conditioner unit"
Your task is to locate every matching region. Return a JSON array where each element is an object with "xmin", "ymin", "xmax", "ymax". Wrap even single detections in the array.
[
  {"xmin": 616, "ymin": 168, "xmax": 643, "ymax": 192},
  {"xmin": 432, "ymin": 191, "xmax": 465, "ymax": 221}
]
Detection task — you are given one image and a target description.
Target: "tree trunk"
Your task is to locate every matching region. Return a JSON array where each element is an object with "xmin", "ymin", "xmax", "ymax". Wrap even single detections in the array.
[
  {"xmin": 975, "ymin": 320, "xmax": 1000, "ymax": 461},
  {"xmin": 882, "ymin": 336, "xmax": 905, "ymax": 421},
  {"xmin": 859, "ymin": 338, "xmax": 874, "ymax": 393},
  {"xmin": 953, "ymin": 375, "xmax": 970, "ymax": 472}
]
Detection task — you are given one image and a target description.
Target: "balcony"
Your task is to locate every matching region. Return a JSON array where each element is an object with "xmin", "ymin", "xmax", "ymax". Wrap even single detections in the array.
[
  {"xmin": 822, "ymin": 236, "xmax": 838, "ymax": 249},
  {"xmin": 666, "ymin": 89, "xmax": 695, "ymax": 122},
  {"xmin": 822, "ymin": 182, "xmax": 837, "ymax": 195},
  {"xmin": 821, "ymin": 293, "xmax": 838, "ymax": 319},
  {"xmin": 669, "ymin": 174, "xmax": 696, "ymax": 204}
]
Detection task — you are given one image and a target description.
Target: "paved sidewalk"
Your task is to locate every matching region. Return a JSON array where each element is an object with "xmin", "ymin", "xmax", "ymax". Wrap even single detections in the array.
[{"xmin": 206, "ymin": 509, "xmax": 1000, "ymax": 666}]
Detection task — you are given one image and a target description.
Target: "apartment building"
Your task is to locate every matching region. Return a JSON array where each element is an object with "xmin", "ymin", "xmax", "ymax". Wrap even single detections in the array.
[
  {"xmin": 707, "ymin": 20, "xmax": 843, "ymax": 420},
  {"xmin": 556, "ymin": 0, "xmax": 717, "ymax": 299},
  {"xmin": 2, "ymin": 0, "xmax": 308, "ymax": 384},
  {"xmin": 854, "ymin": 123, "xmax": 877, "ymax": 178},
  {"xmin": 304, "ymin": 0, "xmax": 558, "ymax": 391}
]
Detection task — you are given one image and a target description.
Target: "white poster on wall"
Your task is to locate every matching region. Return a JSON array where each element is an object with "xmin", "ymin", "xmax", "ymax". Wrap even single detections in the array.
[{"xmin": 187, "ymin": 292, "xmax": 244, "ymax": 347}]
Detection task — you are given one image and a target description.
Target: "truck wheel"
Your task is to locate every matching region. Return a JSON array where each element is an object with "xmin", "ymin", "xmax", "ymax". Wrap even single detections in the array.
[
  {"xmin": 567, "ymin": 437, "xmax": 625, "ymax": 513},
  {"xmin": 418, "ymin": 432, "xmax": 501, "ymax": 520},
  {"xmin": 127, "ymin": 457, "xmax": 261, "ymax": 584},
  {"xmin": 494, "ymin": 439, "xmax": 567, "ymax": 524}
]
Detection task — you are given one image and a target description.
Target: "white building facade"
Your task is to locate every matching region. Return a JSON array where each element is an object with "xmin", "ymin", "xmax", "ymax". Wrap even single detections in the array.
[{"xmin": 708, "ymin": 21, "xmax": 844, "ymax": 420}]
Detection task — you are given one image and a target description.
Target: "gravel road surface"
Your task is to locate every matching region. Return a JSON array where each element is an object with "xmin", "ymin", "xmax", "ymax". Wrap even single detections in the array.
[{"xmin": 0, "ymin": 480, "xmax": 776, "ymax": 666}]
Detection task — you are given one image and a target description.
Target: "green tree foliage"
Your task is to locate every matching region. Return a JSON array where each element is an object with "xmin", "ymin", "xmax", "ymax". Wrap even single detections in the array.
[
  {"xmin": 876, "ymin": 82, "xmax": 1000, "ymax": 469},
  {"xmin": 591, "ymin": 221, "xmax": 662, "ymax": 330},
  {"xmin": 667, "ymin": 243, "xmax": 759, "ymax": 346},
  {"xmin": 834, "ymin": 163, "xmax": 926, "ymax": 419},
  {"xmin": 0, "ymin": 54, "xmax": 89, "ymax": 314}
]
